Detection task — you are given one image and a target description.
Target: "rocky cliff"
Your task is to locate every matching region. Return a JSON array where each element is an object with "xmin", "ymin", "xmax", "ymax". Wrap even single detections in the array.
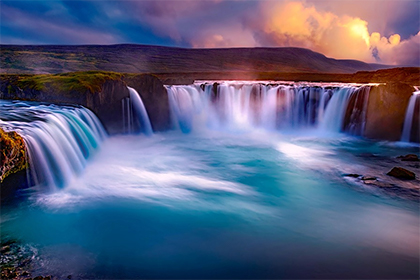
[
  {"xmin": 124, "ymin": 74, "xmax": 172, "ymax": 131},
  {"xmin": 0, "ymin": 72, "xmax": 130, "ymax": 134},
  {"xmin": 364, "ymin": 82, "xmax": 415, "ymax": 141},
  {"xmin": 0, "ymin": 72, "xmax": 173, "ymax": 134},
  {"xmin": 1, "ymin": 71, "xmax": 418, "ymax": 140},
  {"xmin": 0, "ymin": 127, "xmax": 27, "ymax": 183}
]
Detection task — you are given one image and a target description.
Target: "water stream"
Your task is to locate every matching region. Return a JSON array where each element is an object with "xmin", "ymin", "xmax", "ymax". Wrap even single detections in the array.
[{"xmin": 0, "ymin": 82, "xmax": 419, "ymax": 279}]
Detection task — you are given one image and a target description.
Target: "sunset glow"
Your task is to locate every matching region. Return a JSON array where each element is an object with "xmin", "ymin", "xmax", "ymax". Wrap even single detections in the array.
[{"xmin": 0, "ymin": 0, "xmax": 419, "ymax": 65}]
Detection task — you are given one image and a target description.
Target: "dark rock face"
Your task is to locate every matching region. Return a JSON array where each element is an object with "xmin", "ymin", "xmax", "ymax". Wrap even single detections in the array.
[
  {"xmin": 387, "ymin": 167, "xmax": 416, "ymax": 180},
  {"xmin": 364, "ymin": 82, "xmax": 415, "ymax": 141},
  {"xmin": 0, "ymin": 75, "xmax": 130, "ymax": 134},
  {"xmin": 124, "ymin": 74, "xmax": 172, "ymax": 131},
  {"xmin": 406, "ymin": 95, "xmax": 420, "ymax": 143},
  {"xmin": 398, "ymin": 154, "xmax": 420, "ymax": 162},
  {"xmin": 343, "ymin": 173, "xmax": 361, "ymax": 178},
  {"xmin": 0, "ymin": 170, "xmax": 28, "ymax": 201},
  {"xmin": 86, "ymin": 80, "xmax": 130, "ymax": 134}
]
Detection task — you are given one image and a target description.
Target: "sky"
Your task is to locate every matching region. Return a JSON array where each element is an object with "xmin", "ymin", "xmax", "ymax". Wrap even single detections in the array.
[{"xmin": 1, "ymin": 0, "xmax": 419, "ymax": 65}]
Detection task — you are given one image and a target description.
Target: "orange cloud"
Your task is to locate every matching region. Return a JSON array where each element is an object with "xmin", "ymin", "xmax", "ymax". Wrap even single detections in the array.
[
  {"xmin": 189, "ymin": 0, "xmax": 418, "ymax": 65},
  {"xmin": 137, "ymin": 0, "xmax": 418, "ymax": 65}
]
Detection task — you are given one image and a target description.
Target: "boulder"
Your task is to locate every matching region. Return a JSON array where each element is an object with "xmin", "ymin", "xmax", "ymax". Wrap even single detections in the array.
[
  {"xmin": 0, "ymin": 128, "xmax": 27, "ymax": 183},
  {"xmin": 343, "ymin": 173, "xmax": 361, "ymax": 178},
  {"xmin": 397, "ymin": 154, "xmax": 419, "ymax": 161},
  {"xmin": 386, "ymin": 167, "xmax": 416, "ymax": 180},
  {"xmin": 361, "ymin": 176, "xmax": 377, "ymax": 181}
]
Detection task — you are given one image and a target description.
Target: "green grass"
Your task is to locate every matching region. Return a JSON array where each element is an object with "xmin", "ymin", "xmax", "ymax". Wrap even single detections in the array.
[{"xmin": 2, "ymin": 71, "xmax": 124, "ymax": 93}]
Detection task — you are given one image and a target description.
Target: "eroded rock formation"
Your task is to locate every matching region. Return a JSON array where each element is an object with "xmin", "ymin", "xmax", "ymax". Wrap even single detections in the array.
[{"xmin": 0, "ymin": 127, "xmax": 27, "ymax": 183}]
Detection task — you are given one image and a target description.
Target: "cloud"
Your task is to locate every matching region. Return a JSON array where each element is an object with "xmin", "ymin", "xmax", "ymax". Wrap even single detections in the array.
[
  {"xmin": 306, "ymin": 0, "xmax": 420, "ymax": 39},
  {"xmin": 146, "ymin": 0, "xmax": 418, "ymax": 65},
  {"xmin": 125, "ymin": 0, "xmax": 225, "ymax": 42},
  {"xmin": 241, "ymin": 1, "xmax": 419, "ymax": 65},
  {"xmin": 372, "ymin": 31, "xmax": 420, "ymax": 65},
  {"xmin": 0, "ymin": 0, "xmax": 418, "ymax": 65},
  {"xmin": 189, "ymin": 22, "xmax": 256, "ymax": 48}
]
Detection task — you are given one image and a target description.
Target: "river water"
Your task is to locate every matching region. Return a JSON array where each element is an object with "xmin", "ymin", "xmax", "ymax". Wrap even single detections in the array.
[{"xmin": 1, "ymin": 129, "xmax": 419, "ymax": 278}]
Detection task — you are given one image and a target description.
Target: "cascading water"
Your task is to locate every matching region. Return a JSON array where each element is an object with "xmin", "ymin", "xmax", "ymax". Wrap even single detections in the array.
[
  {"xmin": 1, "ymin": 84, "xmax": 419, "ymax": 280},
  {"xmin": 319, "ymin": 87, "xmax": 355, "ymax": 132},
  {"xmin": 401, "ymin": 91, "xmax": 420, "ymax": 143},
  {"xmin": 342, "ymin": 86, "xmax": 371, "ymax": 135},
  {"xmin": 122, "ymin": 97, "xmax": 133, "ymax": 133},
  {"xmin": 166, "ymin": 81, "xmax": 370, "ymax": 135},
  {"xmin": 0, "ymin": 100, "xmax": 106, "ymax": 189},
  {"xmin": 127, "ymin": 87, "xmax": 153, "ymax": 135}
]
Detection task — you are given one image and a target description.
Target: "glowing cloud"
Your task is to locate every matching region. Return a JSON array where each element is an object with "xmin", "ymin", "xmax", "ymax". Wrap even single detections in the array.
[
  {"xmin": 243, "ymin": 1, "xmax": 419, "ymax": 65},
  {"xmin": 1, "ymin": 0, "xmax": 418, "ymax": 65}
]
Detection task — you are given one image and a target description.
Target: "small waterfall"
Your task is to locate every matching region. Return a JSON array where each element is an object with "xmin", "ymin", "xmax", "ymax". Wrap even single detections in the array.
[
  {"xmin": 127, "ymin": 87, "xmax": 153, "ymax": 135},
  {"xmin": 122, "ymin": 97, "xmax": 133, "ymax": 133},
  {"xmin": 401, "ymin": 92, "xmax": 420, "ymax": 143},
  {"xmin": 167, "ymin": 82, "xmax": 367, "ymax": 134},
  {"xmin": 0, "ymin": 100, "xmax": 107, "ymax": 189}
]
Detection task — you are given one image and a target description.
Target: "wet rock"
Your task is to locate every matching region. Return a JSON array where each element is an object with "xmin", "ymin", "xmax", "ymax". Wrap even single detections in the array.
[
  {"xmin": 361, "ymin": 176, "xmax": 377, "ymax": 181},
  {"xmin": 0, "ymin": 240, "xmax": 38, "ymax": 280},
  {"xmin": 365, "ymin": 82, "xmax": 415, "ymax": 141},
  {"xmin": 1, "ymin": 245, "xmax": 11, "ymax": 254},
  {"xmin": 124, "ymin": 74, "xmax": 171, "ymax": 131},
  {"xmin": 363, "ymin": 180, "xmax": 393, "ymax": 188},
  {"xmin": 0, "ymin": 128, "xmax": 27, "ymax": 184},
  {"xmin": 387, "ymin": 167, "xmax": 416, "ymax": 180},
  {"xmin": 397, "ymin": 154, "xmax": 419, "ymax": 161},
  {"xmin": 343, "ymin": 173, "xmax": 361, "ymax": 178}
]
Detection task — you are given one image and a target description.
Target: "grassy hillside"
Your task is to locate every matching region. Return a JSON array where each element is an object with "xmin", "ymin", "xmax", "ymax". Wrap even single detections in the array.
[
  {"xmin": 1, "ymin": 44, "xmax": 391, "ymax": 75},
  {"xmin": 1, "ymin": 71, "xmax": 123, "ymax": 94}
]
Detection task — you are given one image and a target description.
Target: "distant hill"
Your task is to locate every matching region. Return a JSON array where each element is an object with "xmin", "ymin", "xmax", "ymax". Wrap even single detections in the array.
[{"xmin": 0, "ymin": 44, "xmax": 393, "ymax": 75}]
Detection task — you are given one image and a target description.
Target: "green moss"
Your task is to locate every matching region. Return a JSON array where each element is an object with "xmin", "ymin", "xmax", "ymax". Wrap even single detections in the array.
[
  {"xmin": 1, "ymin": 71, "xmax": 123, "ymax": 94},
  {"xmin": 0, "ymin": 128, "xmax": 28, "ymax": 183}
]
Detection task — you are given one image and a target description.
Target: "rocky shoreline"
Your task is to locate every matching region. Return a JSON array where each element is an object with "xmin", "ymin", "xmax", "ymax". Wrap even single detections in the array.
[{"xmin": 343, "ymin": 154, "xmax": 419, "ymax": 201}]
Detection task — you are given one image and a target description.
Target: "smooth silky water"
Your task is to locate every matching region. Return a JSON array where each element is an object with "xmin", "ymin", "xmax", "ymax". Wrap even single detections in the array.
[{"xmin": 1, "ymin": 82, "xmax": 419, "ymax": 279}]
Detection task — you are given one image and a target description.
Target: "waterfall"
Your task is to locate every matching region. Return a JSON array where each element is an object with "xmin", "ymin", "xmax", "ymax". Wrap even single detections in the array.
[
  {"xmin": 166, "ymin": 81, "xmax": 368, "ymax": 134},
  {"xmin": 319, "ymin": 87, "xmax": 354, "ymax": 132},
  {"xmin": 127, "ymin": 87, "xmax": 153, "ymax": 135},
  {"xmin": 122, "ymin": 97, "xmax": 133, "ymax": 133},
  {"xmin": 342, "ymin": 86, "xmax": 371, "ymax": 136},
  {"xmin": 0, "ymin": 100, "xmax": 107, "ymax": 189},
  {"xmin": 401, "ymin": 91, "xmax": 420, "ymax": 143}
]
